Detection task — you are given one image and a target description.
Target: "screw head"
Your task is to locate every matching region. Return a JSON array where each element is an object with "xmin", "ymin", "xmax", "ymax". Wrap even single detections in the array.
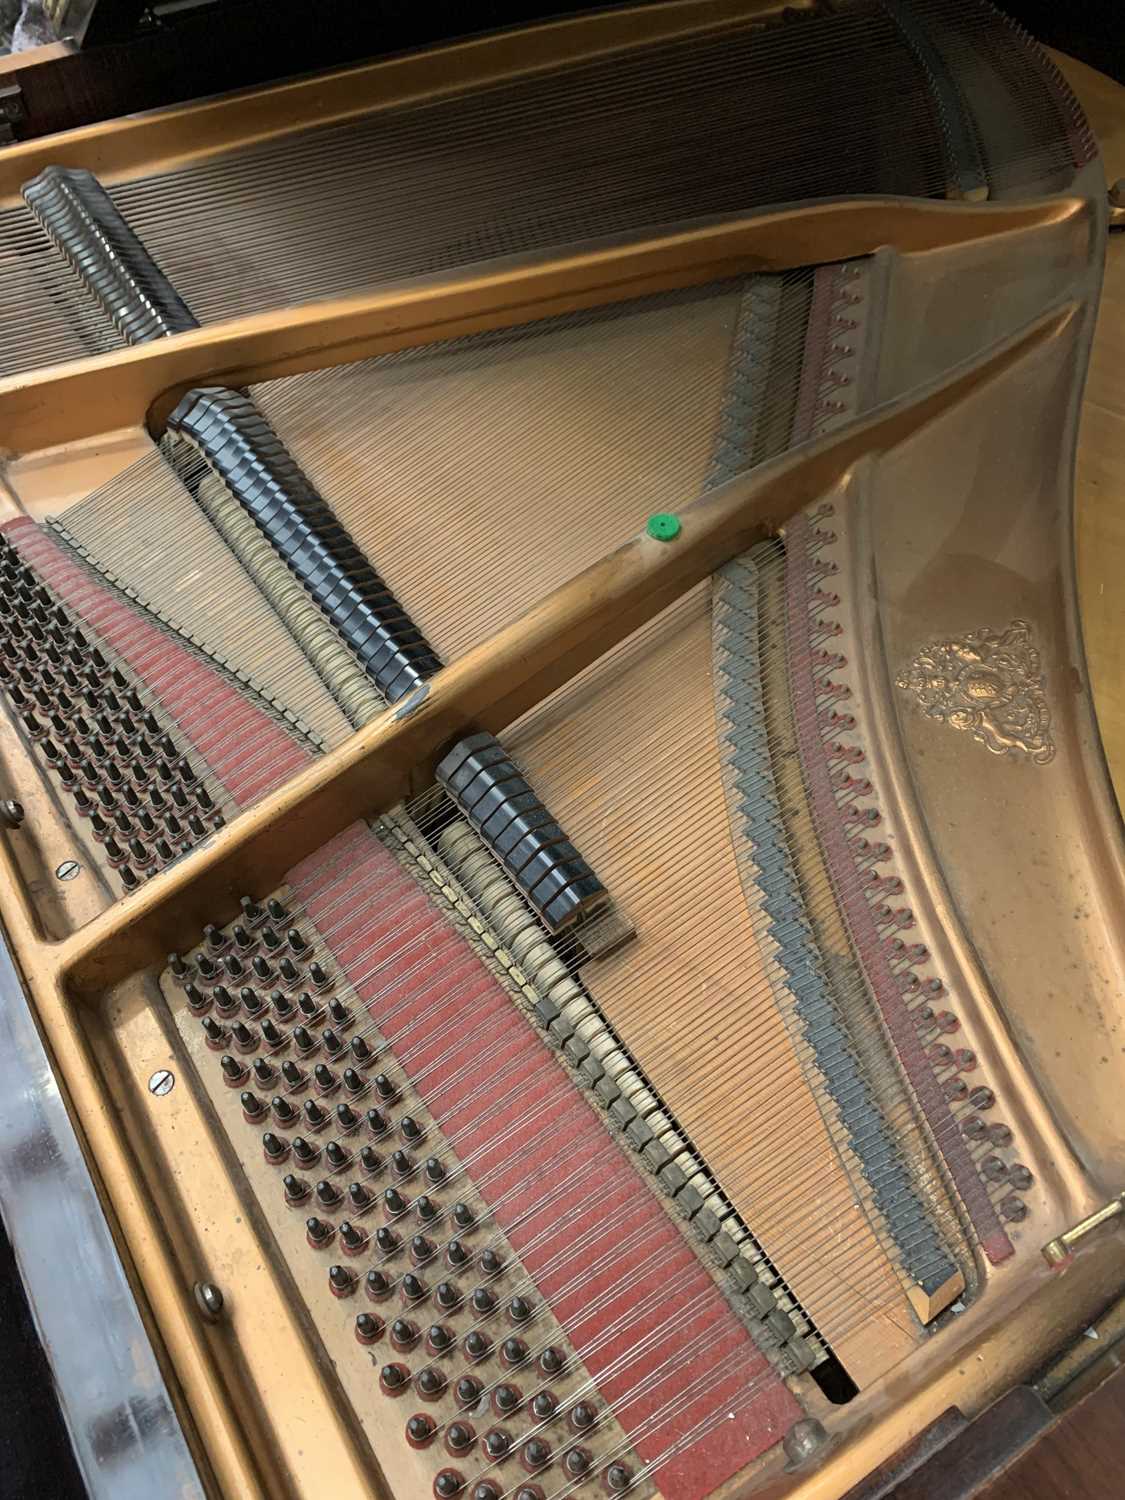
[
  {"xmin": 0, "ymin": 799, "xmax": 24, "ymax": 829},
  {"xmin": 55, "ymin": 859, "xmax": 81, "ymax": 881},
  {"xmin": 193, "ymin": 1281, "xmax": 224, "ymax": 1322},
  {"xmin": 148, "ymin": 1069, "xmax": 175, "ymax": 1097},
  {"xmin": 783, "ymin": 1417, "xmax": 830, "ymax": 1470}
]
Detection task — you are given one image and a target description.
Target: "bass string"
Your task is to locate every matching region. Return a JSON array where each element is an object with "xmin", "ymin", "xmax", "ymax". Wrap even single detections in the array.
[
  {"xmin": 238, "ymin": 804, "xmax": 906, "ymax": 1344},
  {"xmin": 55, "ymin": 450, "xmax": 353, "ymax": 748},
  {"xmin": 243, "ymin": 282, "xmax": 815, "ymax": 667},
  {"xmin": 262, "ymin": 834, "xmax": 924, "ymax": 1350},
  {"xmin": 104, "ymin": 4, "xmax": 950, "ymax": 323},
  {"xmin": 243, "ymin": 558, "xmax": 948, "ymax": 1320},
  {"xmin": 495, "ymin": 561, "xmax": 985, "ymax": 1208}
]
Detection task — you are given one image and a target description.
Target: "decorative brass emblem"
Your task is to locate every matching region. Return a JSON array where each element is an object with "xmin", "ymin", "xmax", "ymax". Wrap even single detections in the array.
[{"xmin": 896, "ymin": 619, "xmax": 1055, "ymax": 765}]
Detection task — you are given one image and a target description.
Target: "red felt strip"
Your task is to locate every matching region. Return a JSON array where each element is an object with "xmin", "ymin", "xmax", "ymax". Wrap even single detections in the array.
[{"xmin": 290, "ymin": 826, "xmax": 797, "ymax": 1499}]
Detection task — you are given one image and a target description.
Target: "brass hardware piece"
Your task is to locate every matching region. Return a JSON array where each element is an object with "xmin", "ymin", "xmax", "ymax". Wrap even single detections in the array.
[
  {"xmin": 896, "ymin": 619, "xmax": 1055, "ymax": 764},
  {"xmin": 0, "ymin": 799, "xmax": 23, "ymax": 829},
  {"xmin": 1042, "ymin": 1194, "xmax": 1125, "ymax": 1268}
]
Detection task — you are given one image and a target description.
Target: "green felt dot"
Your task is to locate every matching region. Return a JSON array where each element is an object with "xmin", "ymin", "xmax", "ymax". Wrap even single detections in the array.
[{"xmin": 646, "ymin": 512, "xmax": 682, "ymax": 542}]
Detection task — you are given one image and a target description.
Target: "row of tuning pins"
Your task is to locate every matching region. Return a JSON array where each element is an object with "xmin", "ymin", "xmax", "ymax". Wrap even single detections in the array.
[
  {"xmin": 186, "ymin": 900, "xmax": 637, "ymax": 1498},
  {"xmin": 807, "ymin": 519, "xmax": 1033, "ymax": 1228},
  {"xmin": 0, "ymin": 538, "xmax": 221, "ymax": 886}
]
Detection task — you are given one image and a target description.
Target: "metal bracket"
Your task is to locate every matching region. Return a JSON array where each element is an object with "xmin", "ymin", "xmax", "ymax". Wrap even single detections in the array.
[{"xmin": 1042, "ymin": 1192, "xmax": 1125, "ymax": 1268}]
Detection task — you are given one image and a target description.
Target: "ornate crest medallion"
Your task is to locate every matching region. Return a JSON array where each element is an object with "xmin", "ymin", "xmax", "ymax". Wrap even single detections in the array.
[{"xmin": 896, "ymin": 619, "xmax": 1055, "ymax": 765}]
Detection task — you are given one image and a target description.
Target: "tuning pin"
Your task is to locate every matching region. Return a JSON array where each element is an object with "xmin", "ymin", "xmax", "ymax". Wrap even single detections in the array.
[
  {"xmin": 322, "ymin": 1027, "xmax": 343, "ymax": 1056},
  {"xmin": 212, "ymin": 985, "xmax": 239, "ymax": 1015},
  {"xmin": 220, "ymin": 1054, "xmax": 246, "ymax": 1085},
  {"xmin": 272, "ymin": 1096, "xmax": 298, "ymax": 1126},
  {"xmin": 283, "ymin": 1174, "xmax": 309, "ymax": 1205},
  {"xmin": 411, "ymin": 1233, "xmax": 436, "ymax": 1263},
  {"xmin": 339, "ymin": 1220, "xmax": 367, "ymax": 1254},
  {"xmin": 325, "ymin": 1140, "xmax": 350, "ymax": 1173},
  {"xmin": 336, "ymin": 1102, "xmax": 359, "ymax": 1133},
  {"xmin": 329, "ymin": 1265, "xmax": 356, "ymax": 1297},
  {"xmin": 479, "ymin": 1248, "xmax": 504, "ymax": 1277},
  {"xmin": 260, "ymin": 1018, "xmax": 285, "ymax": 1047},
  {"xmin": 184, "ymin": 984, "xmax": 209, "ymax": 1015},
  {"xmin": 280, "ymin": 1058, "xmax": 306, "ymax": 1089},
  {"xmin": 355, "ymin": 1312, "xmax": 384, "ymax": 1344},
  {"xmin": 350, "ymin": 1036, "xmax": 372, "ymax": 1065},
  {"xmin": 262, "ymin": 1132, "xmax": 289, "ymax": 1164},
  {"xmin": 203, "ymin": 924, "xmax": 227, "ymax": 953},
  {"xmin": 508, "ymin": 1296, "xmax": 534, "ymax": 1324},
  {"xmin": 391, "ymin": 1149, "xmax": 413, "ymax": 1178},
  {"xmin": 402, "ymin": 1272, "xmax": 427, "ymax": 1304},
  {"xmin": 435, "ymin": 1281, "xmax": 461, "ymax": 1312},
  {"xmin": 201, "ymin": 1015, "xmax": 226, "ymax": 1048},
  {"xmin": 305, "ymin": 1217, "xmax": 333, "ymax": 1248},
  {"xmin": 500, "ymin": 1337, "xmax": 528, "ymax": 1368},
  {"xmin": 240, "ymin": 895, "xmax": 266, "ymax": 927},
  {"xmin": 406, "ymin": 1412, "xmax": 435, "ymax": 1446},
  {"xmin": 316, "ymin": 1179, "xmax": 342, "ymax": 1209},
  {"xmin": 231, "ymin": 1021, "xmax": 257, "ymax": 1052}
]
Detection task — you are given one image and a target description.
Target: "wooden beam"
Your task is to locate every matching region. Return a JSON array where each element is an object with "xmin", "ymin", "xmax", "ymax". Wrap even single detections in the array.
[
  {"xmin": 57, "ymin": 300, "xmax": 1075, "ymax": 992},
  {"xmin": 0, "ymin": 193, "xmax": 1083, "ymax": 456}
]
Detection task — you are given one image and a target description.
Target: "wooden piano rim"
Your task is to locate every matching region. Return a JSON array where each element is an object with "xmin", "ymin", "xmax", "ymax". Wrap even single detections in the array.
[
  {"xmin": 0, "ymin": 0, "xmax": 827, "ymax": 206},
  {"xmin": 1, "ymin": 273, "xmax": 1119, "ymax": 1499},
  {"xmin": 0, "ymin": 6, "xmax": 1113, "ymax": 1489}
]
